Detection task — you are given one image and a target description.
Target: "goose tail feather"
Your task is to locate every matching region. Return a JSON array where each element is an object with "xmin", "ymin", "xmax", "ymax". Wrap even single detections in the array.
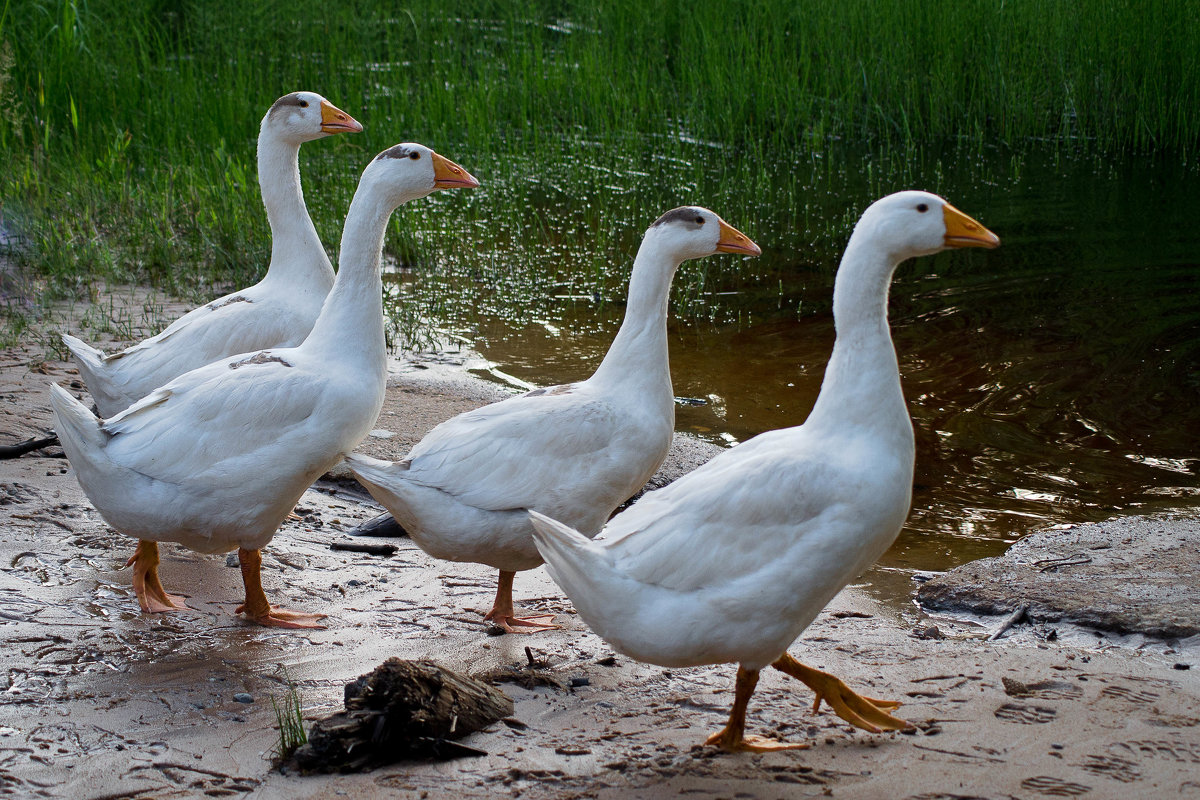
[
  {"xmin": 343, "ymin": 452, "xmax": 400, "ymax": 487},
  {"xmin": 48, "ymin": 382, "xmax": 107, "ymax": 456},
  {"xmin": 528, "ymin": 509, "xmax": 613, "ymax": 603},
  {"xmin": 62, "ymin": 333, "xmax": 109, "ymax": 385}
]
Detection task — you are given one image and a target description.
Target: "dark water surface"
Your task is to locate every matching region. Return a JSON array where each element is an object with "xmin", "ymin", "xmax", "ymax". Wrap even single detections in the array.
[{"xmin": 390, "ymin": 143, "xmax": 1200, "ymax": 604}]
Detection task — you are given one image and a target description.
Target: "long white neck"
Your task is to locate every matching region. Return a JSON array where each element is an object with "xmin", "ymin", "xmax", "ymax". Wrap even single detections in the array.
[
  {"xmin": 301, "ymin": 183, "xmax": 390, "ymax": 377},
  {"xmin": 589, "ymin": 233, "xmax": 679, "ymax": 397},
  {"xmin": 805, "ymin": 232, "xmax": 911, "ymax": 441},
  {"xmin": 256, "ymin": 128, "xmax": 335, "ymax": 292}
]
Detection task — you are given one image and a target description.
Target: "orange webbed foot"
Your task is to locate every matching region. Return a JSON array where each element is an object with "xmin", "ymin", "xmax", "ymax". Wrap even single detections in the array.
[
  {"xmin": 773, "ymin": 653, "xmax": 911, "ymax": 733},
  {"xmin": 125, "ymin": 541, "xmax": 188, "ymax": 614},
  {"xmin": 704, "ymin": 728, "xmax": 811, "ymax": 753},
  {"xmin": 484, "ymin": 570, "xmax": 557, "ymax": 633},
  {"xmin": 483, "ymin": 610, "xmax": 558, "ymax": 634},
  {"xmin": 235, "ymin": 547, "xmax": 326, "ymax": 629},
  {"xmin": 235, "ymin": 602, "xmax": 327, "ymax": 629}
]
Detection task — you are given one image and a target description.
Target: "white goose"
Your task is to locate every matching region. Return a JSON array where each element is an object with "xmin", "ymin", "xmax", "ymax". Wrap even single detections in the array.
[
  {"xmin": 529, "ymin": 191, "xmax": 1000, "ymax": 750},
  {"xmin": 50, "ymin": 143, "xmax": 479, "ymax": 627},
  {"xmin": 64, "ymin": 91, "xmax": 363, "ymax": 418},
  {"xmin": 347, "ymin": 207, "xmax": 761, "ymax": 633}
]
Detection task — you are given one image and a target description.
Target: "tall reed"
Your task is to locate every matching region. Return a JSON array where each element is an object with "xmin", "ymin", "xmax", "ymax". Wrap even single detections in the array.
[{"xmin": 1, "ymin": 0, "xmax": 1195, "ymax": 317}]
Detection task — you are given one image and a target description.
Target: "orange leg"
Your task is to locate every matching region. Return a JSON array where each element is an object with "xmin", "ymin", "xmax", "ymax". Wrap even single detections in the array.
[
  {"xmin": 482, "ymin": 570, "xmax": 557, "ymax": 634},
  {"xmin": 124, "ymin": 540, "xmax": 188, "ymax": 613},
  {"xmin": 234, "ymin": 548, "xmax": 326, "ymax": 629},
  {"xmin": 771, "ymin": 652, "xmax": 910, "ymax": 732},
  {"xmin": 705, "ymin": 665, "xmax": 811, "ymax": 752}
]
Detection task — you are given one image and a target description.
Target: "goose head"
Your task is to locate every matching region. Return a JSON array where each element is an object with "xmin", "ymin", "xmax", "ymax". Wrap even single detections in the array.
[
  {"xmin": 646, "ymin": 206, "xmax": 762, "ymax": 263},
  {"xmin": 261, "ymin": 91, "xmax": 364, "ymax": 144},
  {"xmin": 856, "ymin": 190, "xmax": 1000, "ymax": 261},
  {"xmin": 360, "ymin": 143, "xmax": 481, "ymax": 207}
]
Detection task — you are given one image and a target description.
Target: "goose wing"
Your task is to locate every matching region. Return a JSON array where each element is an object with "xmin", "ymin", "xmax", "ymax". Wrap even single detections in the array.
[
  {"xmin": 401, "ymin": 385, "xmax": 629, "ymax": 512},
  {"xmin": 101, "ymin": 350, "xmax": 325, "ymax": 487},
  {"xmin": 601, "ymin": 429, "xmax": 848, "ymax": 593},
  {"xmin": 114, "ymin": 291, "xmax": 300, "ymax": 364}
]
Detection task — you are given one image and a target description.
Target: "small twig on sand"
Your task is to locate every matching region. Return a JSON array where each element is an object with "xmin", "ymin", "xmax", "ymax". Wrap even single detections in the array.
[
  {"xmin": 988, "ymin": 604, "xmax": 1029, "ymax": 641},
  {"xmin": 1036, "ymin": 556, "xmax": 1092, "ymax": 572},
  {"xmin": 329, "ymin": 541, "xmax": 398, "ymax": 556}
]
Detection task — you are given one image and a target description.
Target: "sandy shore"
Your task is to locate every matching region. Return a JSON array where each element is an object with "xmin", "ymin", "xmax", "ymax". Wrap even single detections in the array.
[{"xmin": 1, "ymin": 292, "xmax": 1198, "ymax": 799}]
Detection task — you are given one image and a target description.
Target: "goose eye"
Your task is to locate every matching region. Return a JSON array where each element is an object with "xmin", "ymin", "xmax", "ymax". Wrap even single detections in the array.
[
  {"xmin": 694, "ymin": 216, "xmax": 705, "ymax": 225},
  {"xmin": 409, "ymin": 152, "xmax": 420, "ymax": 160},
  {"xmin": 299, "ymin": 100, "xmax": 309, "ymax": 108},
  {"xmin": 916, "ymin": 203, "xmax": 928, "ymax": 213}
]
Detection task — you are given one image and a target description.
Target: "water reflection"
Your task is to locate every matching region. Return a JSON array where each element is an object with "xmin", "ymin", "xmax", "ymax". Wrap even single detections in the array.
[{"xmin": 387, "ymin": 142, "xmax": 1200, "ymax": 593}]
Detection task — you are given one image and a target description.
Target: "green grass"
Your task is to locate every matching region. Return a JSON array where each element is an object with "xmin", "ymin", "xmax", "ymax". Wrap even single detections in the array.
[
  {"xmin": 270, "ymin": 667, "xmax": 308, "ymax": 762},
  {"xmin": 0, "ymin": 0, "xmax": 1196, "ymax": 337},
  {"xmin": 8, "ymin": 0, "xmax": 1194, "ymax": 158}
]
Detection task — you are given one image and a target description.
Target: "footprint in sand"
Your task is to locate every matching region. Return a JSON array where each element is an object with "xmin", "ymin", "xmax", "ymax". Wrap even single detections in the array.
[
  {"xmin": 1020, "ymin": 775, "xmax": 1093, "ymax": 796},
  {"xmin": 1111, "ymin": 739, "xmax": 1200, "ymax": 764},
  {"xmin": 1076, "ymin": 752, "xmax": 1141, "ymax": 783},
  {"xmin": 1001, "ymin": 676, "xmax": 1083, "ymax": 701},
  {"xmin": 994, "ymin": 702, "xmax": 1058, "ymax": 724},
  {"xmin": 1098, "ymin": 685, "xmax": 1161, "ymax": 705}
]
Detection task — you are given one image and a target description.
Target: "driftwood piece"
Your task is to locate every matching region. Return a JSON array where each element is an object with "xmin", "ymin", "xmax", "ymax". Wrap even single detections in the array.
[
  {"xmin": 348, "ymin": 512, "xmax": 407, "ymax": 538},
  {"xmin": 473, "ymin": 647, "xmax": 567, "ymax": 691},
  {"xmin": 0, "ymin": 434, "xmax": 59, "ymax": 460},
  {"xmin": 329, "ymin": 540, "xmax": 398, "ymax": 556},
  {"xmin": 987, "ymin": 604, "xmax": 1029, "ymax": 641},
  {"xmin": 283, "ymin": 658, "xmax": 513, "ymax": 773},
  {"xmin": 474, "ymin": 666, "xmax": 567, "ymax": 692}
]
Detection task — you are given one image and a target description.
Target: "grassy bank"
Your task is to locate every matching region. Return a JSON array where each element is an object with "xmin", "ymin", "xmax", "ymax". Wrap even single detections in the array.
[{"xmin": 1, "ymin": 0, "xmax": 1197, "ymax": 337}]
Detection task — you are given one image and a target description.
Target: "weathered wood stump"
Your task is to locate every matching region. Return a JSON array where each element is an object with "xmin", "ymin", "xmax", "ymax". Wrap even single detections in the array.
[{"xmin": 283, "ymin": 658, "xmax": 514, "ymax": 773}]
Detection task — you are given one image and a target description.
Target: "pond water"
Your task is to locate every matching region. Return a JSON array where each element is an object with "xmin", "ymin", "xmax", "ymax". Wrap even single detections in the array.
[{"xmin": 387, "ymin": 142, "xmax": 1200, "ymax": 605}]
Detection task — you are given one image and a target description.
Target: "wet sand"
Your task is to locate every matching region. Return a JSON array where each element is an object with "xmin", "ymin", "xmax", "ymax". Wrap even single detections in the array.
[{"xmin": 1, "ymin": 291, "xmax": 1198, "ymax": 799}]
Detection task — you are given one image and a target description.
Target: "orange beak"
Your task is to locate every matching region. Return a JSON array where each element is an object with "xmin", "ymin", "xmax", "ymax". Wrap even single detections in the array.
[
  {"xmin": 431, "ymin": 153, "xmax": 481, "ymax": 189},
  {"xmin": 943, "ymin": 203, "xmax": 1000, "ymax": 249},
  {"xmin": 715, "ymin": 218, "xmax": 762, "ymax": 256},
  {"xmin": 319, "ymin": 100, "xmax": 364, "ymax": 134}
]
